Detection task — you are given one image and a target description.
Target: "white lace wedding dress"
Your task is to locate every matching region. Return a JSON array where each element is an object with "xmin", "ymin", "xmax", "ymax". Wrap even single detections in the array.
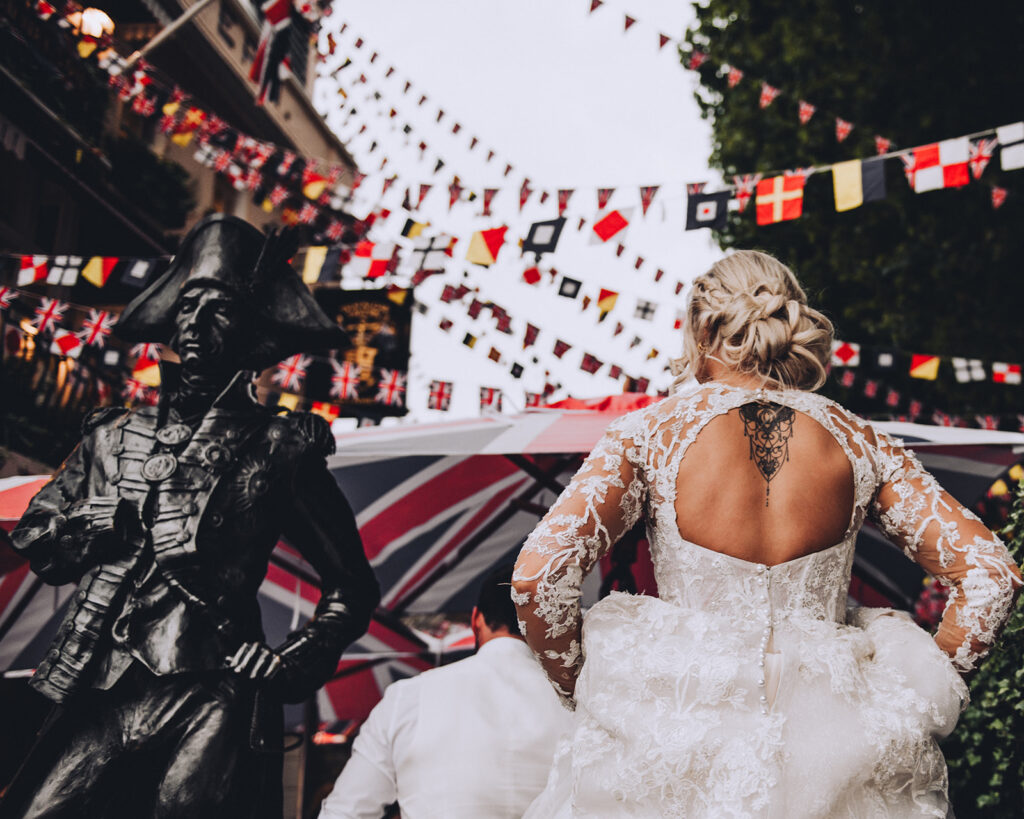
[{"xmin": 513, "ymin": 383, "xmax": 1022, "ymax": 818}]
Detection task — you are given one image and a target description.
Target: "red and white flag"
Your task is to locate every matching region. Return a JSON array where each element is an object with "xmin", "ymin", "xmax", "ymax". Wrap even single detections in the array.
[
  {"xmin": 639, "ymin": 185, "xmax": 659, "ymax": 216},
  {"xmin": 597, "ymin": 188, "xmax": 615, "ymax": 210},
  {"xmin": 732, "ymin": 174, "xmax": 762, "ymax": 212},
  {"xmin": 992, "ymin": 362, "xmax": 1022, "ymax": 385},
  {"xmin": 992, "ymin": 187, "xmax": 1008, "ymax": 209},
  {"xmin": 32, "ymin": 297, "xmax": 67, "ymax": 335},
  {"xmin": 347, "ymin": 241, "xmax": 396, "ymax": 279},
  {"xmin": 910, "ymin": 138, "xmax": 970, "ymax": 193},
  {"xmin": 727, "ymin": 66, "xmax": 743, "ymax": 88},
  {"xmin": 50, "ymin": 329, "xmax": 83, "ymax": 359},
  {"xmin": 330, "ymin": 360, "xmax": 362, "ymax": 399},
  {"xmin": 18, "ymin": 255, "xmax": 47, "ymax": 286},
  {"xmin": 830, "ymin": 340, "xmax": 861, "ymax": 367},
  {"xmin": 835, "ymin": 118, "xmax": 854, "ymax": 142},
  {"xmin": 557, "ymin": 189, "xmax": 574, "ymax": 215},
  {"xmin": 797, "ymin": 101, "xmax": 815, "ymax": 125},
  {"xmin": 590, "ymin": 208, "xmax": 633, "ymax": 243},
  {"xmin": 759, "ymin": 83, "xmax": 780, "ymax": 108},
  {"xmin": 874, "ymin": 136, "xmax": 891, "ymax": 155},
  {"xmin": 79, "ymin": 309, "xmax": 115, "ymax": 347},
  {"xmin": 968, "ymin": 137, "xmax": 997, "ymax": 180},
  {"xmin": 376, "ymin": 369, "xmax": 407, "ymax": 406},
  {"xmin": 0, "ymin": 286, "xmax": 16, "ymax": 310},
  {"xmin": 273, "ymin": 354, "xmax": 311, "ymax": 391},
  {"xmin": 428, "ymin": 380, "xmax": 453, "ymax": 411}
]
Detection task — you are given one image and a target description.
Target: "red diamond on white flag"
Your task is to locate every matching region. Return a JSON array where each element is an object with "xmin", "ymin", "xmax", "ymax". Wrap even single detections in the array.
[
  {"xmin": 330, "ymin": 360, "xmax": 362, "ymax": 399},
  {"xmin": 50, "ymin": 329, "xmax": 83, "ymax": 359},
  {"xmin": 797, "ymin": 101, "xmax": 816, "ymax": 125},
  {"xmin": 759, "ymin": 83, "xmax": 780, "ymax": 108},
  {"xmin": 589, "ymin": 208, "xmax": 632, "ymax": 243},
  {"xmin": 830, "ymin": 340, "xmax": 861, "ymax": 367}
]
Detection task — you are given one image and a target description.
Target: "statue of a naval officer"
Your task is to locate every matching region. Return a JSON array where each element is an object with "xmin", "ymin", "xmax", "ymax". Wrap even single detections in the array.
[{"xmin": 1, "ymin": 215, "xmax": 381, "ymax": 818}]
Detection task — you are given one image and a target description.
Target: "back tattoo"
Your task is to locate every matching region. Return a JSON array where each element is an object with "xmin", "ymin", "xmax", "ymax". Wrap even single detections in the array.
[{"xmin": 739, "ymin": 402, "xmax": 796, "ymax": 505}]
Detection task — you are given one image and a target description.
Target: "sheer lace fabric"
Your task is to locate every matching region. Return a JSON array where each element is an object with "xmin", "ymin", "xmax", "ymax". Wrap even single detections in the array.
[{"xmin": 513, "ymin": 382, "xmax": 1022, "ymax": 817}]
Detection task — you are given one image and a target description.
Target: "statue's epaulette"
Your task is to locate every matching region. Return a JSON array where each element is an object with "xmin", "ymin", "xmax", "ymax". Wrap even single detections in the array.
[
  {"xmin": 286, "ymin": 411, "xmax": 336, "ymax": 457},
  {"xmin": 82, "ymin": 407, "xmax": 129, "ymax": 435}
]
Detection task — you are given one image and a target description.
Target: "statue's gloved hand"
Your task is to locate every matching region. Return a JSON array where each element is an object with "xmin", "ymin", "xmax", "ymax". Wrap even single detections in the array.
[
  {"xmin": 226, "ymin": 641, "xmax": 286, "ymax": 682},
  {"xmin": 63, "ymin": 497, "xmax": 143, "ymax": 560}
]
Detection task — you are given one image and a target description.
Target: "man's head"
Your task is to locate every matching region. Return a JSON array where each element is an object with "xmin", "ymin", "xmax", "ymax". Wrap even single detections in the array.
[{"xmin": 471, "ymin": 565, "xmax": 523, "ymax": 648}]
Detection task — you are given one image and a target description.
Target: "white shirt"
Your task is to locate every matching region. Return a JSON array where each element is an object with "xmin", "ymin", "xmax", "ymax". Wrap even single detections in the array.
[{"xmin": 318, "ymin": 637, "xmax": 572, "ymax": 819}]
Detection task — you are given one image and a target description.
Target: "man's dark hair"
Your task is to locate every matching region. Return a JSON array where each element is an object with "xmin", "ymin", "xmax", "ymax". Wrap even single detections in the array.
[{"xmin": 475, "ymin": 564, "xmax": 522, "ymax": 636}]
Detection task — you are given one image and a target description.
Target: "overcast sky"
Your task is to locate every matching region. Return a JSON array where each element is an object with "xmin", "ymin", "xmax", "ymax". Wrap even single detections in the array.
[{"xmin": 313, "ymin": 0, "xmax": 722, "ymax": 423}]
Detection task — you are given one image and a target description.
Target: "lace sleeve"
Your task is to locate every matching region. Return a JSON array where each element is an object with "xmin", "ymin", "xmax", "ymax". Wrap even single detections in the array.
[
  {"xmin": 511, "ymin": 416, "xmax": 647, "ymax": 707},
  {"xmin": 868, "ymin": 430, "xmax": 1022, "ymax": 674}
]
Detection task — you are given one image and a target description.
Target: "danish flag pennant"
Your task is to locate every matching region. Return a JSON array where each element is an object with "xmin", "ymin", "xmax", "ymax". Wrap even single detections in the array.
[
  {"xmin": 557, "ymin": 189, "xmax": 574, "ymax": 215},
  {"xmin": 639, "ymin": 185, "xmax": 660, "ymax": 216},
  {"xmin": 79, "ymin": 309, "xmax": 115, "ymax": 347},
  {"xmin": 427, "ymin": 380, "xmax": 453, "ymax": 411},
  {"xmin": 597, "ymin": 188, "xmax": 615, "ymax": 210},
  {"xmin": 376, "ymin": 369, "xmax": 407, "ymax": 406},
  {"xmin": 875, "ymin": 135, "xmax": 891, "ymax": 155},
  {"xmin": 835, "ymin": 118, "xmax": 854, "ymax": 143},
  {"xmin": 329, "ymin": 360, "xmax": 362, "ymax": 399},
  {"xmin": 968, "ymin": 137, "xmax": 997, "ymax": 179},
  {"xmin": 798, "ymin": 101, "xmax": 816, "ymax": 125},
  {"xmin": 727, "ymin": 66, "xmax": 744, "ymax": 88},
  {"xmin": 32, "ymin": 297, "xmax": 67, "ymax": 335},
  {"xmin": 759, "ymin": 83, "xmax": 780, "ymax": 108},
  {"xmin": 272, "ymin": 354, "xmax": 311, "ymax": 391}
]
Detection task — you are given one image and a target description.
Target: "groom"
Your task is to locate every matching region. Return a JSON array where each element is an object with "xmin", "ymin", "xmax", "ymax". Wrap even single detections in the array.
[{"xmin": 1, "ymin": 215, "xmax": 380, "ymax": 818}]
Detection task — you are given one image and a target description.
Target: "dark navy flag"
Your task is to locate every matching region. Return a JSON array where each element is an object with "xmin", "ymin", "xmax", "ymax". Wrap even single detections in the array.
[{"xmin": 686, "ymin": 190, "xmax": 731, "ymax": 230}]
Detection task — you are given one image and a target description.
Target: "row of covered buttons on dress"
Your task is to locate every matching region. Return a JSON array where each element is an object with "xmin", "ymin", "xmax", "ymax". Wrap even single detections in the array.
[{"xmin": 757, "ymin": 563, "xmax": 772, "ymax": 716}]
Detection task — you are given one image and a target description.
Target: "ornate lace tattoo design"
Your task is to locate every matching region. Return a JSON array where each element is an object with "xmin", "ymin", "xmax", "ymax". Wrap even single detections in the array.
[{"xmin": 739, "ymin": 402, "xmax": 796, "ymax": 505}]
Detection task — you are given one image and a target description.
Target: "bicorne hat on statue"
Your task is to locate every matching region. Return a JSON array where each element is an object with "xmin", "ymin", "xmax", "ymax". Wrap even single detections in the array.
[{"xmin": 114, "ymin": 214, "xmax": 347, "ymax": 371}]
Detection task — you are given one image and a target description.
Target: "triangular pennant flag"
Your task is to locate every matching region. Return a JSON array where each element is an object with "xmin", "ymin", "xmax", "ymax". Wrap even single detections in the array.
[
  {"xmin": 624, "ymin": 14, "xmax": 636, "ymax": 30},
  {"xmin": 447, "ymin": 179, "xmax": 463, "ymax": 210},
  {"xmin": 992, "ymin": 187, "xmax": 1008, "ymax": 209},
  {"xmin": 523, "ymin": 323, "xmax": 540, "ymax": 349},
  {"xmin": 553, "ymin": 339, "xmax": 571, "ymax": 358},
  {"xmin": 658, "ymin": 33, "xmax": 671, "ymax": 49},
  {"xmin": 639, "ymin": 185, "xmax": 659, "ymax": 216},
  {"xmin": 597, "ymin": 188, "xmax": 615, "ymax": 210},
  {"xmin": 727, "ymin": 66, "xmax": 743, "ymax": 87},
  {"xmin": 580, "ymin": 353, "xmax": 603, "ymax": 374},
  {"xmin": 416, "ymin": 183, "xmax": 432, "ymax": 208},
  {"xmin": 557, "ymin": 189, "xmax": 574, "ymax": 215},
  {"xmin": 687, "ymin": 50, "xmax": 708, "ymax": 70},
  {"xmin": 759, "ymin": 83, "xmax": 780, "ymax": 108},
  {"xmin": 835, "ymin": 118, "xmax": 854, "ymax": 142},
  {"xmin": 589, "ymin": 0, "xmax": 602, "ymax": 11},
  {"xmin": 481, "ymin": 188, "xmax": 498, "ymax": 217},
  {"xmin": 519, "ymin": 178, "xmax": 533, "ymax": 211},
  {"xmin": 465, "ymin": 226, "xmax": 508, "ymax": 267},
  {"xmin": 875, "ymin": 135, "xmax": 891, "ymax": 155},
  {"xmin": 798, "ymin": 100, "xmax": 816, "ymax": 125},
  {"xmin": 968, "ymin": 138, "xmax": 996, "ymax": 179}
]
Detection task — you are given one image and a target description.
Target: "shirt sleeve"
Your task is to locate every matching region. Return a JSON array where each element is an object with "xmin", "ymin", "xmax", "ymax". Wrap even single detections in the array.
[
  {"xmin": 868, "ymin": 429, "xmax": 1023, "ymax": 673},
  {"xmin": 511, "ymin": 415, "xmax": 647, "ymax": 706},
  {"xmin": 318, "ymin": 684, "xmax": 404, "ymax": 819}
]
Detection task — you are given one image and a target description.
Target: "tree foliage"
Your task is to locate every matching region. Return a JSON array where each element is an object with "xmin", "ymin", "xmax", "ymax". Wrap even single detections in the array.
[
  {"xmin": 683, "ymin": 1, "xmax": 1024, "ymax": 419},
  {"xmin": 942, "ymin": 482, "xmax": 1024, "ymax": 816}
]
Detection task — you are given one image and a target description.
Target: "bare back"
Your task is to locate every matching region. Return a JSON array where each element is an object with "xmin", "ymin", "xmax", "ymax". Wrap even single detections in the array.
[{"xmin": 675, "ymin": 407, "xmax": 855, "ymax": 566}]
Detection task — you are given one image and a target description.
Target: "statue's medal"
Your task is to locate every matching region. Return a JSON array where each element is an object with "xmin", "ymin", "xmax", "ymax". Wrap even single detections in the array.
[
  {"xmin": 142, "ymin": 452, "xmax": 178, "ymax": 482},
  {"xmin": 156, "ymin": 424, "xmax": 192, "ymax": 446}
]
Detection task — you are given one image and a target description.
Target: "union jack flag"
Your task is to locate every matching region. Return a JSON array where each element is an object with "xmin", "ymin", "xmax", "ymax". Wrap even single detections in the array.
[
  {"xmin": 376, "ymin": 369, "xmax": 406, "ymax": 406},
  {"xmin": 875, "ymin": 136, "xmax": 891, "ymax": 155},
  {"xmin": 79, "ymin": 310, "xmax": 115, "ymax": 347},
  {"xmin": 479, "ymin": 387, "xmax": 502, "ymax": 412},
  {"xmin": 900, "ymin": 154, "xmax": 917, "ymax": 188},
  {"xmin": 213, "ymin": 151, "xmax": 233, "ymax": 173},
  {"xmin": 268, "ymin": 185, "xmax": 290, "ymax": 206},
  {"xmin": 969, "ymin": 137, "xmax": 997, "ymax": 180},
  {"xmin": 273, "ymin": 354, "xmax": 311, "ymax": 391},
  {"xmin": 759, "ymin": 83, "xmax": 780, "ymax": 108},
  {"xmin": 33, "ymin": 298, "xmax": 67, "ymax": 335},
  {"xmin": 330, "ymin": 360, "xmax": 361, "ymax": 400},
  {"xmin": 131, "ymin": 94, "xmax": 156, "ymax": 117},
  {"xmin": 297, "ymin": 203, "xmax": 319, "ymax": 225},
  {"xmin": 798, "ymin": 101, "xmax": 816, "ymax": 125},
  {"xmin": 122, "ymin": 378, "xmax": 150, "ymax": 402},
  {"xmin": 428, "ymin": 380, "xmax": 453, "ymax": 411},
  {"xmin": 975, "ymin": 414, "xmax": 999, "ymax": 431},
  {"xmin": 732, "ymin": 174, "xmax": 762, "ymax": 212},
  {"xmin": 132, "ymin": 343, "xmax": 161, "ymax": 362},
  {"xmin": 0, "ymin": 286, "xmax": 16, "ymax": 310},
  {"xmin": 325, "ymin": 220, "xmax": 345, "ymax": 241}
]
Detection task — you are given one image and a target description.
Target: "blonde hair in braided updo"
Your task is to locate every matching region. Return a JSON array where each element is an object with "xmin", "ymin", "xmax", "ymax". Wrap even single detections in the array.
[{"xmin": 671, "ymin": 250, "xmax": 834, "ymax": 391}]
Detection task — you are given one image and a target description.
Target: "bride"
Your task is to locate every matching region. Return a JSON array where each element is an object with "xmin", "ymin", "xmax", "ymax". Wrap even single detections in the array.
[{"xmin": 512, "ymin": 250, "xmax": 1022, "ymax": 818}]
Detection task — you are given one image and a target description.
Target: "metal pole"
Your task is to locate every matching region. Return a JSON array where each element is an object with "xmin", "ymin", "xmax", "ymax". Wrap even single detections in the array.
[{"xmin": 122, "ymin": 0, "xmax": 218, "ymax": 70}]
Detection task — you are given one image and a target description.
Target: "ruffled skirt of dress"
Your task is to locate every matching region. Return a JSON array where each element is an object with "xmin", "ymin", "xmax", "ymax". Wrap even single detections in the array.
[{"xmin": 524, "ymin": 593, "xmax": 968, "ymax": 819}]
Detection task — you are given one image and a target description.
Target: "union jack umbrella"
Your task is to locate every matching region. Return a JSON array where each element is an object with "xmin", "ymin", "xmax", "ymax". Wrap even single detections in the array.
[
  {"xmin": 273, "ymin": 354, "xmax": 311, "ymax": 391},
  {"xmin": 78, "ymin": 310, "xmax": 115, "ymax": 348},
  {"xmin": 428, "ymin": 380, "xmax": 453, "ymax": 411},
  {"xmin": 330, "ymin": 360, "xmax": 361, "ymax": 400},
  {"xmin": 32, "ymin": 298, "xmax": 67, "ymax": 335},
  {"xmin": 376, "ymin": 369, "xmax": 406, "ymax": 407}
]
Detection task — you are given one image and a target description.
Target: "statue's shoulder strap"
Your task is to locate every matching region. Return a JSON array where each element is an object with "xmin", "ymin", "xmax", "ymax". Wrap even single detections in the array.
[{"xmin": 82, "ymin": 406, "xmax": 130, "ymax": 435}]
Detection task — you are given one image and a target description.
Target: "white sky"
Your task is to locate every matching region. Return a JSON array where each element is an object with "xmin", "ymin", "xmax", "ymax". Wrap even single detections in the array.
[{"xmin": 313, "ymin": 0, "xmax": 722, "ymax": 423}]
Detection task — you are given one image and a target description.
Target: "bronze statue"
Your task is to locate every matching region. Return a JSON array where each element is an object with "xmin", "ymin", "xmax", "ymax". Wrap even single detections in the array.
[{"xmin": 1, "ymin": 215, "xmax": 380, "ymax": 818}]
